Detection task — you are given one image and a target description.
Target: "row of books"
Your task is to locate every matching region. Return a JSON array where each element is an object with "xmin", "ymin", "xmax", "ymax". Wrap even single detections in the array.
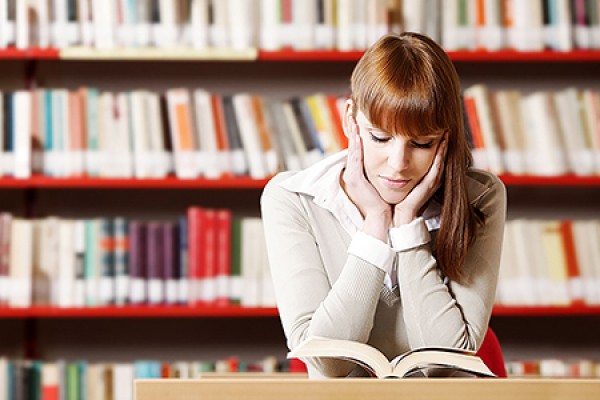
[
  {"xmin": 4, "ymin": 84, "xmax": 600, "ymax": 180},
  {"xmin": 0, "ymin": 356, "xmax": 304, "ymax": 400},
  {"xmin": 463, "ymin": 85, "xmax": 600, "ymax": 176},
  {"xmin": 496, "ymin": 219, "xmax": 600, "ymax": 307},
  {"xmin": 2, "ymin": 1, "xmax": 600, "ymax": 52},
  {"xmin": 0, "ymin": 89, "xmax": 347, "ymax": 179},
  {"xmin": 506, "ymin": 358, "xmax": 600, "ymax": 378},
  {"xmin": 0, "ymin": 210, "xmax": 276, "ymax": 309}
]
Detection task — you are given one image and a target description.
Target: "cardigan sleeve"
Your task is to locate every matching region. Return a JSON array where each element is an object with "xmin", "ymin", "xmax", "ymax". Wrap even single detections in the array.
[
  {"xmin": 396, "ymin": 171, "xmax": 506, "ymax": 352},
  {"xmin": 260, "ymin": 174, "xmax": 392, "ymax": 377}
]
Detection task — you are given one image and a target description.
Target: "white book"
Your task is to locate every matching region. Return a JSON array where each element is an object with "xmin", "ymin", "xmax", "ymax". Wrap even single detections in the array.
[
  {"xmin": 572, "ymin": 221, "xmax": 597, "ymax": 304},
  {"xmin": 78, "ymin": 0, "xmax": 94, "ymax": 47},
  {"xmin": 190, "ymin": 0, "xmax": 210, "ymax": 49},
  {"xmin": 35, "ymin": 0, "xmax": 50, "ymax": 48},
  {"xmin": 441, "ymin": 0, "xmax": 460, "ymax": 51},
  {"xmin": 546, "ymin": 0, "xmax": 573, "ymax": 51},
  {"xmin": 581, "ymin": 90, "xmax": 600, "ymax": 174},
  {"xmin": 146, "ymin": 92, "xmax": 170, "ymax": 178},
  {"xmin": 240, "ymin": 218, "xmax": 261, "ymax": 307},
  {"xmin": 553, "ymin": 89, "xmax": 594, "ymax": 176},
  {"xmin": 97, "ymin": 92, "xmax": 116, "ymax": 177},
  {"xmin": 73, "ymin": 220, "xmax": 86, "ymax": 307},
  {"xmin": 57, "ymin": 220, "xmax": 75, "ymax": 308},
  {"xmin": 35, "ymin": 219, "xmax": 55, "ymax": 306},
  {"xmin": 336, "ymin": 0, "xmax": 353, "ymax": 50},
  {"xmin": 423, "ymin": 0, "xmax": 441, "ymax": 45},
  {"xmin": 509, "ymin": 0, "xmax": 544, "ymax": 51},
  {"xmin": 45, "ymin": 217, "xmax": 61, "ymax": 306},
  {"xmin": 157, "ymin": 0, "xmax": 178, "ymax": 48},
  {"xmin": 232, "ymin": 94, "xmax": 268, "ymax": 179},
  {"xmin": 365, "ymin": 0, "xmax": 386, "ymax": 47},
  {"xmin": 540, "ymin": 220, "xmax": 571, "ymax": 305},
  {"xmin": 210, "ymin": 0, "xmax": 229, "ymax": 47},
  {"xmin": 291, "ymin": 0, "xmax": 315, "ymax": 50},
  {"xmin": 478, "ymin": 0, "xmax": 503, "ymax": 51},
  {"xmin": 64, "ymin": 0, "xmax": 80, "ymax": 45},
  {"xmin": 0, "ymin": 213, "xmax": 11, "ymax": 305},
  {"xmin": 84, "ymin": 88, "xmax": 101, "ymax": 177},
  {"xmin": 521, "ymin": 92, "xmax": 568, "ymax": 176},
  {"xmin": 351, "ymin": 0, "xmax": 368, "ymax": 50},
  {"xmin": 166, "ymin": 89, "xmax": 199, "ymax": 179},
  {"xmin": 259, "ymin": 0, "xmax": 280, "ymax": 50},
  {"xmin": 589, "ymin": 221, "xmax": 600, "ymax": 304},
  {"xmin": 129, "ymin": 91, "xmax": 152, "ymax": 179},
  {"xmin": 112, "ymin": 364, "xmax": 134, "ymax": 400},
  {"xmin": 134, "ymin": 0, "xmax": 152, "ymax": 47},
  {"xmin": 8, "ymin": 219, "xmax": 33, "ymax": 308},
  {"xmin": 56, "ymin": 90, "xmax": 71, "ymax": 177},
  {"xmin": 92, "ymin": 0, "xmax": 115, "ymax": 49},
  {"xmin": 105, "ymin": 92, "xmax": 133, "ymax": 178},
  {"xmin": 13, "ymin": 91, "xmax": 32, "ymax": 179},
  {"xmin": 493, "ymin": 90, "xmax": 526, "ymax": 175},
  {"xmin": 15, "ymin": 0, "xmax": 28, "ymax": 49},
  {"xmin": 289, "ymin": 336, "xmax": 494, "ymax": 378},
  {"xmin": 505, "ymin": 220, "xmax": 538, "ymax": 305},
  {"xmin": 0, "ymin": 0, "xmax": 9, "ymax": 48},
  {"xmin": 51, "ymin": 0, "xmax": 68, "ymax": 48},
  {"xmin": 193, "ymin": 89, "xmax": 220, "ymax": 178},
  {"xmin": 525, "ymin": 220, "xmax": 555, "ymax": 305},
  {"xmin": 228, "ymin": 0, "xmax": 255, "ymax": 50},
  {"xmin": 402, "ymin": 0, "xmax": 424, "ymax": 34},
  {"xmin": 116, "ymin": 0, "xmax": 137, "ymax": 48}
]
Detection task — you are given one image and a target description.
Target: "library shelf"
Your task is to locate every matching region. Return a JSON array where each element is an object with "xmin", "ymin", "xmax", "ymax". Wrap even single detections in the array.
[
  {"xmin": 497, "ymin": 175, "xmax": 600, "ymax": 187},
  {"xmin": 1, "ymin": 48, "xmax": 599, "ymax": 63},
  {"xmin": 0, "ymin": 305, "xmax": 597, "ymax": 319},
  {"xmin": 0, "ymin": 175, "xmax": 270, "ymax": 189},
  {"xmin": 59, "ymin": 47, "xmax": 258, "ymax": 61},
  {"xmin": 1, "ymin": 175, "xmax": 599, "ymax": 190},
  {"xmin": 0, "ymin": 305, "xmax": 280, "ymax": 318},
  {"xmin": 0, "ymin": 48, "xmax": 59, "ymax": 59},
  {"xmin": 257, "ymin": 49, "xmax": 600, "ymax": 63},
  {"xmin": 492, "ymin": 305, "xmax": 600, "ymax": 317}
]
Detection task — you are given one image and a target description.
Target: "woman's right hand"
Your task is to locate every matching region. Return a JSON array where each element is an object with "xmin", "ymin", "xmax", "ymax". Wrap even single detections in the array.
[{"xmin": 342, "ymin": 118, "xmax": 392, "ymax": 241}]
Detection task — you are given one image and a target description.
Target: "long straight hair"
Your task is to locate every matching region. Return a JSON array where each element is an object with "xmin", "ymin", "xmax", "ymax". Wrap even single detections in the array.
[{"xmin": 350, "ymin": 32, "xmax": 483, "ymax": 282}]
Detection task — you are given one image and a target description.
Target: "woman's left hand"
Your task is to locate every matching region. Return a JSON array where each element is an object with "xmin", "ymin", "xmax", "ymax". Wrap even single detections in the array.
[{"xmin": 393, "ymin": 133, "xmax": 448, "ymax": 227}]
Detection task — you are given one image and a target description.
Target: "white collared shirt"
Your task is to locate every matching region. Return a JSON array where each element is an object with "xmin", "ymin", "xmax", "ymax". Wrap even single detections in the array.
[{"xmin": 280, "ymin": 150, "xmax": 442, "ymax": 289}]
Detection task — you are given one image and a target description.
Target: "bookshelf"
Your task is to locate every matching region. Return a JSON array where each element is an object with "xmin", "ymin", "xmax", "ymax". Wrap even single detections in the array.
[{"xmin": 1, "ymin": 1, "xmax": 600, "ymax": 384}]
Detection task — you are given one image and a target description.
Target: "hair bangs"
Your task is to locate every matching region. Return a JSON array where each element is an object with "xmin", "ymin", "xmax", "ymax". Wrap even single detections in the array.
[{"xmin": 353, "ymin": 55, "xmax": 448, "ymax": 139}]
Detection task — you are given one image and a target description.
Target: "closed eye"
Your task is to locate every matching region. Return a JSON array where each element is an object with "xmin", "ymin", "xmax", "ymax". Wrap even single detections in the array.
[
  {"xmin": 411, "ymin": 140, "xmax": 435, "ymax": 149},
  {"xmin": 369, "ymin": 132, "xmax": 391, "ymax": 143}
]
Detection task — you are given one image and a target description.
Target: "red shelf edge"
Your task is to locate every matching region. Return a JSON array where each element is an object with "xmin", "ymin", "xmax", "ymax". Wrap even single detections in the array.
[
  {"xmin": 0, "ymin": 305, "xmax": 280, "ymax": 318},
  {"xmin": 0, "ymin": 175, "xmax": 271, "ymax": 189},
  {"xmin": 0, "ymin": 305, "xmax": 598, "ymax": 318},
  {"xmin": 0, "ymin": 48, "xmax": 599, "ymax": 62},
  {"xmin": 0, "ymin": 175, "xmax": 599, "ymax": 189},
  {"xmin": 492, "ymin": 305, "xmax": 600, "ymax": 316}
]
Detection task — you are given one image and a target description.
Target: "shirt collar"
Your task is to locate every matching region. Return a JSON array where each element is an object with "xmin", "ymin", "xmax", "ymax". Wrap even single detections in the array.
[{"xmin": 278, "ymin": 150, "xmax": 487, "ymax": 234}]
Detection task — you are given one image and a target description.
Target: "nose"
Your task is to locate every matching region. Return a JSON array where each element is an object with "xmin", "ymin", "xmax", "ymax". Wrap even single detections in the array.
[{"xmin": 387, "ymin": 139, "xmax": 410, "ymax": 171}]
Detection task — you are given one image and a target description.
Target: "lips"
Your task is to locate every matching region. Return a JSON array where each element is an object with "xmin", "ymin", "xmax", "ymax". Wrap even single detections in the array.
[{"xmin": 379, "ymin": 176, "xmax": 410, "ymax": 189}]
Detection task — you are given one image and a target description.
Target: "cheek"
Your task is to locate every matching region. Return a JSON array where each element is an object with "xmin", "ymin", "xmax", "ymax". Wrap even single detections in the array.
[{"xmin": 416, "ymin": 152, "xmax": 437, "ymax": 176}]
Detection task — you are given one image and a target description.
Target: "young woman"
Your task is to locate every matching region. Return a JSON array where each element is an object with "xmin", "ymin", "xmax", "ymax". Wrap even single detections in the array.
[{"xmin": 261, "ymin": 32, "xmax": 506, "ymax": 378}]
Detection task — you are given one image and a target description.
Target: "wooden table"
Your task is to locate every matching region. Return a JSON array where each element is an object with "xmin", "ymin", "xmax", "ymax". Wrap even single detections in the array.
[{"xmin": 135, "ymin": 378, "xmax": 600, "ymax": 400}]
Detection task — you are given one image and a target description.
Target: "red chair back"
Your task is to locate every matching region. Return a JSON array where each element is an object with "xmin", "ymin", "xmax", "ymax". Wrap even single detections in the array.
[{"xmin": 476, "ymin": 327, "xmax": 507, "ymax": 377}]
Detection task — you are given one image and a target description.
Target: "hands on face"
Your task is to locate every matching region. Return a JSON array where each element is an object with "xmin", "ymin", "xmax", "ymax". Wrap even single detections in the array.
[
  {"xmin": 344, "ymin": 118, "xmax": 448, "ymax": 232},
  {"xmin": 342, "ymin": 118, "xmax": 392, "ymax": 241},
  {"xmin": 394, "ymin": 132, "xmax": 448, "ymax": 226}
]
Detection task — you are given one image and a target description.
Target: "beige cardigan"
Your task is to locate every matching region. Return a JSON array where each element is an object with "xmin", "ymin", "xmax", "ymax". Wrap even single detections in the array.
[{"xmin": 261, "ymin": 164, "xmax": 506, "ymax": 378}]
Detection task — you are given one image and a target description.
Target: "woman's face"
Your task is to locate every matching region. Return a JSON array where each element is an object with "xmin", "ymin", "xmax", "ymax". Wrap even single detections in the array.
[{"xmin": 355, "ymin": 111, "xmax": 445, "ymax": 205}]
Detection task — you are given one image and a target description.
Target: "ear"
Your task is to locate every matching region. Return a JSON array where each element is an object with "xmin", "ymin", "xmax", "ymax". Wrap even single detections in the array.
[{"xmin": 343, "ymin": 99, "xmax": 355, "ymax": 139}]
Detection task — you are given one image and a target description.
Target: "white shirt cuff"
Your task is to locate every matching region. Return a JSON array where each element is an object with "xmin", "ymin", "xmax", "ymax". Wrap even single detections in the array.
[
  {"xmin": 347, "ymin": 231, "xmax": 395, "ymax": 275},
  {"xmin": 390, "ymin": 217, "xmax": 431, "ymax": 252}
]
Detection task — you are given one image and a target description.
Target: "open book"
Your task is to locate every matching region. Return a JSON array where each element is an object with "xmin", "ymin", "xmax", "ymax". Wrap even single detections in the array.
[{"xmin": 288, "ymin": 336, "xmax": 495, "ymax": 378}]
